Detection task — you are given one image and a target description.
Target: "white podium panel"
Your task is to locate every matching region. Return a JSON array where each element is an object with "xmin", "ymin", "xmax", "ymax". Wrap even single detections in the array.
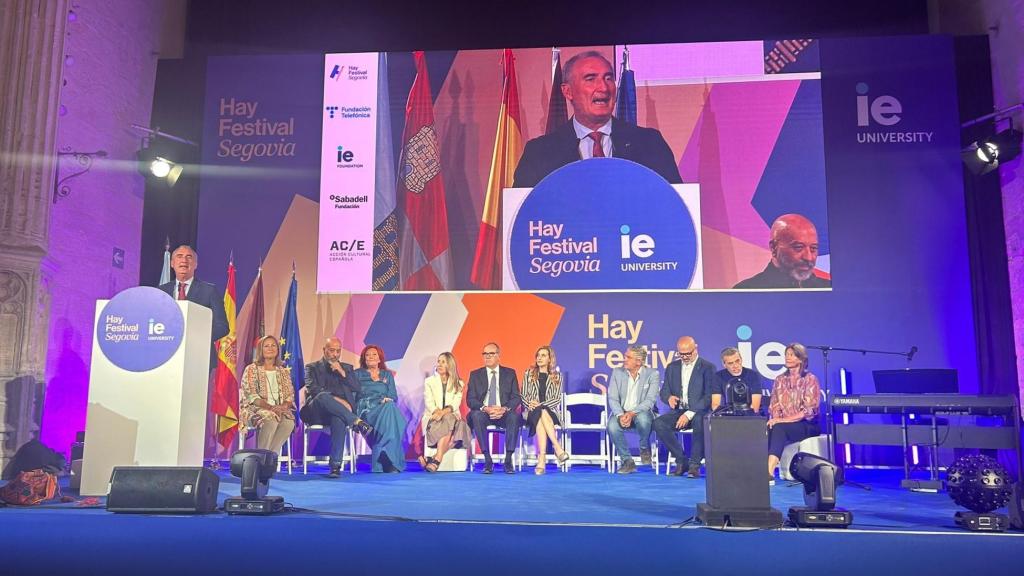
[{"xmin": 80, "ymin": 288, "xmax": 212, "ymax": 495}]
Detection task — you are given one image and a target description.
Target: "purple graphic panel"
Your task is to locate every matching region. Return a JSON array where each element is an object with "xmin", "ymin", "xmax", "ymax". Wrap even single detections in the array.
[{"xmin": 197, "ymin": 54, "xmax": 323, "ymax": 305}]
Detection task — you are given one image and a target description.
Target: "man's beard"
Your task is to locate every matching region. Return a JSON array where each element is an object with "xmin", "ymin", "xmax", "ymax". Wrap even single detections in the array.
[{"xmin": 788, "ymin": 266, "xmax": 814, "ymax": 282}]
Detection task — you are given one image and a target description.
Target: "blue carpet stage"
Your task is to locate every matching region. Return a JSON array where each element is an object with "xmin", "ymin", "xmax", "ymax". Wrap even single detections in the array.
[{"xmin": 1, "ymin": 465, "xmax": 1021, "ymax": 575}]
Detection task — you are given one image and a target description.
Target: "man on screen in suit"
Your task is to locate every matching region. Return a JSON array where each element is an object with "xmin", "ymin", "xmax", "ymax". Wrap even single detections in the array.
[
  {"xmin": 467, "ymin": 342, "xmax": 522, "ymax": 474},
  {"xmin": 301, "ymin": 337, "xmax": 374, "ymax": 478},
  {"xmin": 158, "ymin": 245, "xmax": 230, "ymax": 369},
  {"xmin": 653, "ymin": 336, "xmax": 715, "ymax": 477},
  {"xmin": 607, "ymin": 345, "xmax": 661, "ymax": 474},
  {"xmin": 512, "ymin": 50, "xmax": 682, "ymax": 188},
  {"xmin": 733, "ymin": 214, "xmax": 831, "ymax": 289}
]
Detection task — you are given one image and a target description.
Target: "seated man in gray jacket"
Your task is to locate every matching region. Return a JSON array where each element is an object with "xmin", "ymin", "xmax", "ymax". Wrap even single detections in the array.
[{"xmin": 607, "ymin": 345, "xmax": 661, "ymax": 474}]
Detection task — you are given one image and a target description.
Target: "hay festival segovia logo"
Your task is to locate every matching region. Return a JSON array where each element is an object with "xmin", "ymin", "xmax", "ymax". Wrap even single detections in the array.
[
  {"xmin": 216, "ymin": 97, "xmax": 298, "ymax": 162},
  {"xmin": 508, "ymin": 159, "xmax": 697, "ymax": 290},
  {"xmin": 97, "ymin": 287, "xmax": 185, "ymax": 372}
]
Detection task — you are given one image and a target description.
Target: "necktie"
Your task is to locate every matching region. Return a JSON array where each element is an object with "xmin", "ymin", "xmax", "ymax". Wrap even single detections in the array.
[
  {"xmin": 177, "ymin": 282, "xmax": 186, "ymax": 301},
  {"xmin": 589, "ymin": 131, "xmax": 605, "ymax": 158},
  {"xmin": 487, "ymin": 370, "xmax": 498, "ymax": 406}
]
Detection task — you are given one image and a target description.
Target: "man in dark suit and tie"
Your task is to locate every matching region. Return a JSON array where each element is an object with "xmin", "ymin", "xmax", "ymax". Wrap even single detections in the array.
[
  {"xmin": 512, "ymin": 50, "xmax": 682, "ymax": 188},
  {"xmin": 654, "ymin": 336, "xmax": 716, "ymax": 478},
  {"xmin": 158, "ymin": 245, "xmax": 229, "ymax": 370},
  {"xmin": 466, "ymin": 342, "xmax": 521, "ymax": 474},
  {"xmin": 301, "ymin": 336, "xmax": 373, "ymax": 478}
]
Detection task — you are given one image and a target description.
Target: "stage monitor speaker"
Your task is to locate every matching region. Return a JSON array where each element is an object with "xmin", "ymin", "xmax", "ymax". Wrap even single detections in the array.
[
  {"xmin": 107, "ymin": 466, "xmax": 219, "ymax": 514},
  {"xmin": 705, "ymin": 414, "xmax": 770, "ymax": 510}
]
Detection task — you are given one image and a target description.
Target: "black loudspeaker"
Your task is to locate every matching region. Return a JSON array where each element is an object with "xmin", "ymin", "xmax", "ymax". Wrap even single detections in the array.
[
  {"xmin": 705, "ymin": 415, "xmax": 771, "ymax": 509},
  {"xmin": 1009, "ymin": 482, "xmax": 1024, "ymax": 530},
  {"xmin": 107, "ymin": 466, "xmax": 219, "ymax": 514},
  {"xmin": 698, "ymin": 414, "xmax": 782, "ymax": 528}
]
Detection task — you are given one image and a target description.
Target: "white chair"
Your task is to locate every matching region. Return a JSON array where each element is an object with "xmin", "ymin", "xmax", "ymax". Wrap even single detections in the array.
[
  {"xmin": 779, "ymin": 434, "xmax": 831, "ymax": 481},
  {"xmin": 662, "ymin": 429, "xmax": 695, "ymax": 474},
  {"xmin": 302, "ymin": 423, "xmax": 356, "ymax": 474},
  {"xmin": 561, "ymin": 392, "xmax": 611, "ymax": 472},
  {"xmin": 610, "ymin": 435, "xmax": 660, "ymax": 474},
  {"xmin": 517, "ymin": 395, "xmax": 566, "ymax": 470},
  {"xmin": 424, "ymin": 441, "xmax": 468, "ymax": 472},
  {"xmin": 421, "ymin": 412, "xmax": 470, "ymax": 472},
  {"xmin": 470, "ymin": 425, "xmax": 523, "ymax": 471},
  {"xmin": 237, "ymin": 426, "xmax": 293, "ymax": 474},
  {"xmin": 279, "ymin": 435, "xmax": 293, "ymax": 474}
]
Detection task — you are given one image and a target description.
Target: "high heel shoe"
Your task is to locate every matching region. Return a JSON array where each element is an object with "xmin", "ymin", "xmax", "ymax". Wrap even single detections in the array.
[
  {"xmin": 556, "ymin": 451, "xmax": 569, "ymax": 464},
  {"xmin": 534, "ymin": 464, "xmax": 546, "ymax": 475}
]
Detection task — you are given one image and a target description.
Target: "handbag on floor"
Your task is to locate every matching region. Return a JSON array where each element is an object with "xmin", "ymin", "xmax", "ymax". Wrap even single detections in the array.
[{"xmin": 0, "ymin": 469, "xmax": 59, "ymax": 506}]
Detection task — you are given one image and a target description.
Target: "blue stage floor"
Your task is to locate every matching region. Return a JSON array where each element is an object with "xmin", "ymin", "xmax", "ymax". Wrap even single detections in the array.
[
  {"xmin": 2, "ymin": 464, "xmax": 1021, "ymax": 575},
  {"xmin": 249, "ymin": 464, "xmax": 975, "ymax": 530}
]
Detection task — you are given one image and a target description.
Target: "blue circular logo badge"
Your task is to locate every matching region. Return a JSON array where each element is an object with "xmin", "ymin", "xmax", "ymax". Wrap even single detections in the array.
[
  {"xmin": 508, "ymin": 158, "xmax": 698, "ymax": 290},
  {"xmin": 97, "ymin": 286, "xmax": 185, "ymax": 372}
]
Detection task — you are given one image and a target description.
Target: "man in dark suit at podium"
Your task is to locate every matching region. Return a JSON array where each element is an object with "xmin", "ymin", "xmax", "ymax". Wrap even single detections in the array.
[
  {"xmin": 512, "ymin": 51, "xmax": 682, "ymax": 188},
  {"xmin": 654, "ymin": 336, "xmax": 715, "ymax": 477},
  {"xmin": 466, "ymin": 342, "xmax": 521, "ymax": 474},
  {"xmin": 158, "ymin": 245, "xmax": 229, "ymax": 368}
]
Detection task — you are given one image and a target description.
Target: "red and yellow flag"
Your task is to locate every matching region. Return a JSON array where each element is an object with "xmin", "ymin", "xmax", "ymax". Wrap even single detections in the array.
[
  {"xmin": 471, "ymin": 49, "xmax": 523, "ymax": 290},
  {"xmin": 398, "ymin": 51, "xmax": 453, "ymax": 290},
  {"xmin": 211, "ymin": 258, "xmax": 239, "ymax": 449}
]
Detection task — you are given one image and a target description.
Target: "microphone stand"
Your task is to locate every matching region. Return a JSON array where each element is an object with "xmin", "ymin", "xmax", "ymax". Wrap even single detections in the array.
[{"xmin": 805, "ymin": 344, "xmax": 915, "ymax": 492}]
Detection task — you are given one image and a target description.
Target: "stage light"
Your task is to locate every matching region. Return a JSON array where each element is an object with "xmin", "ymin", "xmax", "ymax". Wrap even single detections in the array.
[
  {"xmin": 137, "ymin": 142, "xmax": 178, "ymax": 184},
  {"xmin": 224, "ymin": 449, "xmax": 284, "ymax": 515},
  {"xmin": 947, "ymin": 454, "xmax": 1012, "ymax": 532},
  {"xmin": 961, "ymin": 127, "xmax": 1022, "ymax": 175},
  {"xmin": 787, "ymin": 452, "xmax": 853, "ymax": 528},
  {"xmin": 131, "ymin": 125, "xmax": 197, "ymax": 187},
  {"xmin": 145, "ymin": 157, "xmax": 184, "ymax": 187},
  {"xmin": 149, "ymin": 158, "xmax": 172, "ymax": 178}
]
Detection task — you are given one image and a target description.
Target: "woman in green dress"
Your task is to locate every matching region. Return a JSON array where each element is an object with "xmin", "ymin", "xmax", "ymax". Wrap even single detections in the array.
[{"xmin": 354, "ymin": 344, "xmax": 408, "ymax": 473}]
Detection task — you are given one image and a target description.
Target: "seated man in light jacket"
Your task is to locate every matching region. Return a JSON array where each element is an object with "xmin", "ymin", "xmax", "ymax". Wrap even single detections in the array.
[{"xmin": 607, "ymin": 345, "xmax": 661, "ymax": 474}]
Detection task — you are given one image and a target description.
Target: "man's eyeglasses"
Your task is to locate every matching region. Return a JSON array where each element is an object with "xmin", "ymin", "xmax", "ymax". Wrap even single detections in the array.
[
  {"xmin": 678, "ymin": 350, "xmax": 696, "ymax": 358},
  {"xmin": 482, "ymin": 352, "xmax": 498, "ymax": 357}
]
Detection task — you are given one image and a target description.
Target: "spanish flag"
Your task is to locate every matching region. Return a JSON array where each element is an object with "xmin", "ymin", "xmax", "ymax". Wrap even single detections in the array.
[
  {"xmin": 211, "ymin": 257, "xmax": 239, "ymax": 450},
  {"xmin": 471, "ymin": 49, "xmax": 523, "ymax": 290}
]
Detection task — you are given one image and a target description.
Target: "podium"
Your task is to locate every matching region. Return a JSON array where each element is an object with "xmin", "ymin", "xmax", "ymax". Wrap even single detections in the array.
[
  {"xmin": 697, "ymin": 414, "xmax": 783, "ymax": 528},
  {"xmin": 80, "ymin": 287, "xmax": 212, "ymax": 495}
]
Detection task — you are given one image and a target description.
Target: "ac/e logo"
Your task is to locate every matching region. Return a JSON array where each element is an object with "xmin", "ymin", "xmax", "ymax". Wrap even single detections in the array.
[
  {"xmin": 330, "ymin": 240, "xmax": 365, "ymax": 251},
  {"xmin": 619, "ymin": 225, "xmax": 654, "ymax": 259},
  {"xmin": 856, "ymin": 82, "xmax": 902, "ymax": 127}
]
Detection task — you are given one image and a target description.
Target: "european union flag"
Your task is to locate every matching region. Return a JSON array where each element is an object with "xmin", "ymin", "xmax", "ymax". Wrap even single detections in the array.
[
  {"xmin": 279, "ymin": 271, "xmax": 304, "ymax": 397},
  {"xmin": 372, "ymin": 52, "xmax": 400, "ymax": 291}
]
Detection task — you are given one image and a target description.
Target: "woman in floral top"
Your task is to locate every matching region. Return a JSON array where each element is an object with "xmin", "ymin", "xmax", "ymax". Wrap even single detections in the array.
[
  {"xmin": 240, "ymin": 335, "xmax": 296, "ymax": 455},
  {"xmin": 767, "ymin": 343, "xmax": 820, "ymax": 483}
]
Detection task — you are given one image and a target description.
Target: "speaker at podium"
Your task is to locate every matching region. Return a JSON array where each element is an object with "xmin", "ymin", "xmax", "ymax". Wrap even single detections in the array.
[{"xmin": 80, "ymin": 286, "xmax": 213, "ymax": 496}]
